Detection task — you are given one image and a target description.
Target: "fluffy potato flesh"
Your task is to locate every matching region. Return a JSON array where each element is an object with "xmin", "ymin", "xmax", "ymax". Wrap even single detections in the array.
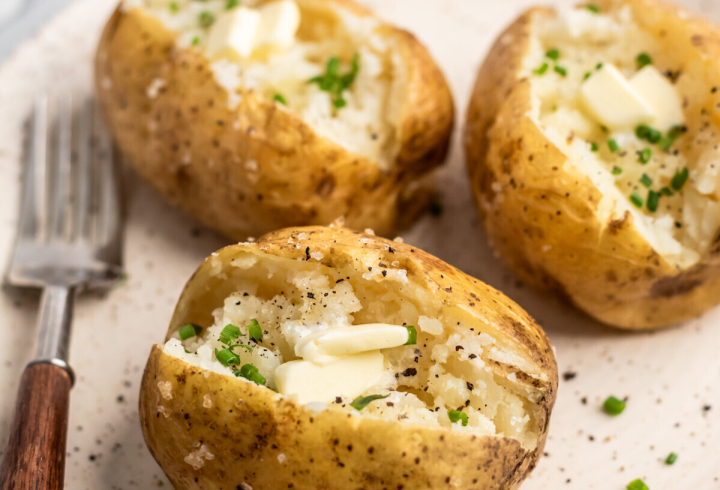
[
  {"xmin": 528, "ymin": 2, "xmax": 719, "ymax": 268},
  {"xmin": 126, "ymin": 0, "xmax": 403, "ymax": 169},
  {"xmin": 140, "ymin": 227, "xmax": 557, "ymax": 490}
]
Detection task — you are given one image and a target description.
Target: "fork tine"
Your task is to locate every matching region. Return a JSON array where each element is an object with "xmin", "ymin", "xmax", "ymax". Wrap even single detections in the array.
[
  {"xmin": 92, "ymin": 102, "xmax": 121, "ymax": 246},
  {"xmin": 72, "ymin": 98, "xmax": 92, "ymax": 241},
  {"xmin": 18, "ymin": 96, "xmax": 49, "ymax": 241},
  {"xmin": 48, "ymin": 95, "xmax": 73, "ymax": 240}
]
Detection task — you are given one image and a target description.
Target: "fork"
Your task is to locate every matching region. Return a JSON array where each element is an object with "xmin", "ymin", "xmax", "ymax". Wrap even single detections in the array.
[{"xmin": 0, "ymin": 95, "xmax": 124, "ymax": 489}]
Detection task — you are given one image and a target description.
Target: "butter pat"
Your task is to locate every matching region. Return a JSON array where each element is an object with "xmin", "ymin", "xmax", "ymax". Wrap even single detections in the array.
[
  {"xmin": 256, "ymin": 0, "xmax": 301, "ymax": 51},
  {"xmin": 295, "ymin": 324, "xmax": 409, "ymax": 364},
  {"xmin": 630, "ymin": 66, "xmax": 684, "ymax": 132},
  {"xmin": 207, "ymin": 7, "xmax": 261, "ymax": 58},
  {"xmin": 275, "ymin": 351, "xmax": 384, "ymax": 404},
  {"xmin": 580, "ymin": 63, "xmax": 654, "ymax": 130}
]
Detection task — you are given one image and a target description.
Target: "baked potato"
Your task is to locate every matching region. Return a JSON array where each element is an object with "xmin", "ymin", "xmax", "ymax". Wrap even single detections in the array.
[
  {"xmin": 465, "ymin": 0, "xmax": 720, "ymax": 329},
  {"xmin": 139, "ymin": 226, "xmax": 557, "ymax": 490},
  {"xmin": 95, "ymin": 0, "xmax": 453, "ymax": 240}
]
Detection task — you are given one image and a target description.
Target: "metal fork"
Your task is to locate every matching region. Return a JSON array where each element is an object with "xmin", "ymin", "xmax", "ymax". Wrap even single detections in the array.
[{"xmin": 0, "ymin": 95, "xmax": 124, "ymax": 489}]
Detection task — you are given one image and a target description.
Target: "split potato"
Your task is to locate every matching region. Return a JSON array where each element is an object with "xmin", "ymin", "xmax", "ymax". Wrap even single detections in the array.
[
  {"xmin": 465, "ymin": 0, "xmax": 720, "ymax": 328},
  {"xmin": 140, "ymin": 226, "xmax": 557, "ymax": 490},
  {"xmin": 95, "ymin": 0, "xmax": 453, "ymax": 240}
]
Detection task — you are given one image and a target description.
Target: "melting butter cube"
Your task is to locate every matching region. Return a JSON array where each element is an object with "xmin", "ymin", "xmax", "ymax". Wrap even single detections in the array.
[
  {"xmin": 256, "ymin": 0, "xmax": 301, "ymax": 51},
  {"xmin": 630, "ymin": 65, "xmax": 685, "ymax": 132},
  {"xmin": 275, "ymin": 351, "xmax": 385, "ymax": 404},
  {"xmin": 295, "ymin": 324, "xmax": 410, "ymax": 364},
  {"xmin": 207, "ymin": 7, "xmax": 261, "ymax": 59},
  {"xmin": 580, "ymin": 63, "xmax": 654, "ymax": 130}
]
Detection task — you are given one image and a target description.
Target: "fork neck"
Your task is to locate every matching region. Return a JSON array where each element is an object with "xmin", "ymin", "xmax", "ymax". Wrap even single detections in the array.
[{"xmin": 32, "ymin": 285, "xmax": 76, "ymax": 386}]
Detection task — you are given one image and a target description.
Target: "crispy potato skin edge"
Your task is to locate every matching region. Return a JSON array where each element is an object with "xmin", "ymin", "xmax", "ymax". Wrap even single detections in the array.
[
  {"xmin": 140, "ymin": 226, "xmax": 558, "ymax": 490},
  {"xmin": 464, "ymin": 0, "xmax": 720, "ymax": 329},
  {"xmin": 95, "ymin": 2, "xmax": 454, "ymax": 240}
]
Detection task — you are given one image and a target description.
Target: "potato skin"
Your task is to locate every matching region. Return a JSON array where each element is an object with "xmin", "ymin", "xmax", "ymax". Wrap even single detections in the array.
[
  {"xmin": 139, "ymin": 226, "xmax": 557, "ymax": 490},
  {"xmin": 464, "ymin": 0, "xmax": 720, "ymax": 329},
  {"xmin": 95, "ymin": 1, "xmax": 454, "ymax": 240}
]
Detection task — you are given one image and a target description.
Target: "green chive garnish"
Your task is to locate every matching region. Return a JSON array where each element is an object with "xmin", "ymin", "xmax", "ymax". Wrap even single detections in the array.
[
  {"xmin": 587, "ymin": 3, "xmax": 600, "ymax": 13},
  {"xmin": 219, "ymin": 324, "xmax": 241, "ymax": 345},
  {"xmin": 638, "ymin": 148, "xmax": 652, "ymax": 164},
  {"xmin": 590, "ymin": 142, "xmax": 599, "ymax": 152},
  {"xmin": 630, "ymin": 193, "xmax": 644, "ymax": 208},
  {"xmin": 546, "ymin": 48, "xmax": 560, "ymax": 60},
  {"xmin": 636, "ymin": 52, "xmax": 653, "ymax": 69},
  {"xmin": 448, "ymin": 410, "xmax": 469, "ymax": 426},
  {"xmin": 608, "ymin": 139, "xmax": 620, "ymax": 152},
  {"xmin": 215, "ymin": 348, "xmax": 240, "ymax": 367},
  {"xmin": 238, "ymin": 364, "xmax": 266, "ymax": 385},
  {"xmin": 333, "ymin": 98, "xmax": 347, "ymax": 109},
  {"xmin": 660, "ymin": 186, "xmax": 673, "ymax": 196},
  {"xmin": 665, "ymin": 452, "xmax": 678, "ymax": 465},
  {"xmin": 229, "ymin": 343, "xmax": 253, "ymax": 353},
  {"xmin": 308, "ymin": 53, "xmax": 360, "ymax": 110},
  {"xmin": 660, "ymin": 125, "xmax": 686, "ymax": 151},
  {"xmin": 248, "ymin": 319, "xmax": 263, "ymax": 343},
  {"xmin": 671, "ymin": 167, "xmax": 689, "ymax": 191},
  {"xmin": 169, "ymin": 1, "xmax": 179, "ymax": 12},
  {"xmin": 191, "ymin": 36, "xmax": 200, "ymax": 46},
  {"xmin": 627, "ymin": 479, "xmax": 649, "ymax": 490},
  {"xmin": 273, "ymin": 93, "xmax": 287, "ymax": 105},
  {"xmin": 612, "ymin": 166, "xmax": 622, "ymax": 175},
  {"xmin": 596, "ymin": 62, "xmax": 604, "ymax": 70},
  {"xmin": 640, "ymin": 174, "xmax": 653, "ymax": 188},
  {"xmin": 226, "ymin": 0, "xmax": 239, "ymax": 9},
  {"xmin": 179, "ymin": 323, "xmax": 202, "ymax": 341},
  {"xmin": 533, "ymin": 63, "xmax": 549, "ymax": 76},
  {"xmin": 647, "ymin": 190, "xmax": 659, "ymax": 212},
  {"xmin": 584, "ymin": 71, "xmax": 592, "ymax": 81},
  {"xmin": 554, "ymin": 65, "xmax": 567, "ymax": 77},
  {"xmin": 603, "ymin": 395, "xmax": 627, "ymax": 415},
  {"xmin": 198, "ymin": 11, "xmax": 215, "ymax": 28},
  {"xmin": 404, "ymin": 326, "xmax": 417, "ymax": 346},
  {"xmin": 350, "ymin": 394, "xmax": 388, "ymax": 411}
]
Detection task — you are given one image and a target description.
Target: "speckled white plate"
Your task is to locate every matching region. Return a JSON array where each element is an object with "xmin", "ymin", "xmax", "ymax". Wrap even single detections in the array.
[{"xmin": 0, "ymin": 0, "xmax": 718, "ymax": 488}]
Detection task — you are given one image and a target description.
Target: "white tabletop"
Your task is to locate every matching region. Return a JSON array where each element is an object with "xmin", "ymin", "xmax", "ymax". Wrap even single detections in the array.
[{"xmin": 0, "ymin": 1, "xmax": 718, "ymax": 489}]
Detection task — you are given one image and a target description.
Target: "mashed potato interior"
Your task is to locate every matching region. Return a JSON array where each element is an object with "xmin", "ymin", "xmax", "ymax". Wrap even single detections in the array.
[
  {"xmin": 526, "ymin": 5, "xmax": 720, "ymax": 268},
  {"xmin": 125, "ymin": 0, "xmax": 404, "ymax": 170},
  {"xmin": 163, "ymin": 252, "xmax": 543, "ymax": 449}
]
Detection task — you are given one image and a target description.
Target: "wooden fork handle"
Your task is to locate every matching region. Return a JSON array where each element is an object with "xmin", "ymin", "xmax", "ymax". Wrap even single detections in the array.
[{"xmin": 0, "ymin": 362, "xmax": 72, "ymax": 490}]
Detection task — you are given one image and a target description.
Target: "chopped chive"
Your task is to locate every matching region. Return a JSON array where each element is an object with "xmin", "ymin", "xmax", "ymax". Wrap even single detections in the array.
[
  {"xmin": 627, "ymin": 479, "xmax": 649, "ymax": 490},
  {"xmin": 630, "ymin": 193, "xmax": 644, "ymax": 208},
  {"xmin": 169, "ymin": 1, "xmax": 179, "ymax": 12},
  {"xmin": 448, "ymin": 410, "xmax": 469, "ymax": 426},
  {"xmin": 404, "ymin": 326, "xmax": 417, "ymax": 346},
  {"xmin": 587, "ymin": 3, "xmax": 600, "ymax": 13},
  {"xmin": 239, "ymin": 363, "xmax": 266, "ymax": 385},
  {"xmin": 635, "ymin": 124, "xmax": 650, "ymax": 139},
  {"xmin": 546, "ymin": 48, "xmax": 560, "ymax": 60},
  {"xmin": 636, "ymin": 52, "xmax": 653, "ymax": 69},
  {"xmin": 215, "ymin": 348, "xmax": 240, "ymax": 367},
  {"xmin": 533, "ymin": 62, "xmax": 549, "ymax": 76},
  {"xmin": 184, "ymin": 348, "xmax": 191, "ymax": 354},
  {"xmin": 219, "ymin": 324, "xmax": 241, "ymax": 345},
  {"xmin": 191, "ymin": 36, "xmax": 200, "ymax": 46},
  {"xmin": 584, "ymin": 71, "xmax": 592, "ymax": 81},
  {"xmin": 608, "ymin": 139, "xmax": 620, "ymax": 152},
  {"xmin": 248, "ymin": 319, "xmax": 263, "ymax": 343},
  {"xmin": 640, "ymin": 174, "xmax": 653, "ymax": 188},
  {"xmin": 596, "ymin": 62, "xmax": 603, "ymax": 70},
  {"xmin": 665, "ymin": 452, "xmax": 678, "ymax": 465},
  {"xmin": 660, "ymin": 186, "xmax": 673, "ymax": 196},
  {"xmin": 179, "ymin": 323, "xmax": 202, "ymax": 341},
  {"xmin": 590, "ymin": 141, "xmax": 599, "ymax": 152},
  {"xmin": 273, "ymin": 93, "xmax": 287, "ymax": 105},
  {"xmin": 229, "ymin": 343, "xmax": 253, "ymax": 352},
  {"xmin": 226, "ymin": 0, "xmax": 239, "ymax": 9},
  {"xmin": 308, "ymin": 54, "xmax": 360, "ymax": 109},
  {"xmin": 603, "ymin": 395, "xmax": 627, "ymax": 415},
  {"xmin": 660, "ymin": 125, "xmax": 687, "ymax": 151},
  {"xmin": 333, "ymin": 98, "xmax": 347, "ymax": 109},
  {"xmin": 671, "ymin": 167, "xmax": 689, "ymax": 191},
  {"xmin": 350, "ymin": 394, "xmax": 388, "ymax": 411},
  {"xmin": 647, "ymin": 190, "xmax": 659, "ymax": 212},
  {"xmin": 198, "ymin": 11, "xmax": 215, "ymax": 28},
  {"xmin": 612, "ymin": 166, "xmax": 622, "ymax": 175},
  {"xmin": 554, "ymin": 65, "xmax": 567, "ymax": 77},
  {"xmin": 638, "ymin": 148, "xmax": 652, "ymax": 164}
]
